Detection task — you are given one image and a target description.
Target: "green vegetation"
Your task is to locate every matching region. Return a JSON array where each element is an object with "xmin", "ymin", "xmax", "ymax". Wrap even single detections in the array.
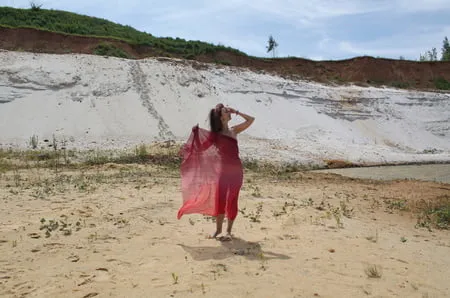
[
  {"xmin": 93, "ymin": 42, "xmax": 132, "ymax": 58},
  {"xmin": 419, "ymin": 36, "xmax": 450, "ymax": 61},
  {"xmin": 416, "ymin": 196, "xmax": 450, "ymax": 230},
  {"xmin": 434, "ymin": 77, "xmax": 450, "ymax": 90},
  {"xmin": 390, "ymin": 81, "xmax": 411, "ymax": 89},
  {"xmin": 0, "ymin": 6, "xmax": 246, "ymax": 59},
  {"xmin": 266, "ymin": 35, "xmax": 278, "ymax": 58}
]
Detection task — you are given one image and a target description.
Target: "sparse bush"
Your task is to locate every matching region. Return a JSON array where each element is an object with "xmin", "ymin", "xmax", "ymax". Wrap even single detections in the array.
[
  {"xmin": 391, "ymin": 81, "xmax": 410, "ymax": 89},
  {"xmin": 214, "ymin": 59, "xmax": 232, "ymax": 66},
  {"xmin": 93, "ymin": 43, "xmax": 131, "ymax": 59},
  {"xmin": 416, "ymin": 196, "xmax": 450, "ymax": 230},
  {"xmin": 434, "ymin": 77, "xmax": 450, "ymax": 90},
  {"xmin": 29, "ymin": 134, "xmax": 39, "ymax": 149}
]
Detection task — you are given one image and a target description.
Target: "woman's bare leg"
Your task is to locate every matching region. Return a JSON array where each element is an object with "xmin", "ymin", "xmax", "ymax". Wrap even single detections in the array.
[
  {"xmin": 212, "ymin": 214, "xmax": 225, "ymax": 238},
  {"xmin": 226, "ymin": 219, "xmax": 234, "ymax": 236}
]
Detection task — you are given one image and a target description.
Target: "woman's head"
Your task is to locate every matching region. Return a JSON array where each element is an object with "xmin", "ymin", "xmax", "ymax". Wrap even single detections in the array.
[{"xmin": 209, "ymin": 103, "xmax": 231, "ymax": 132}]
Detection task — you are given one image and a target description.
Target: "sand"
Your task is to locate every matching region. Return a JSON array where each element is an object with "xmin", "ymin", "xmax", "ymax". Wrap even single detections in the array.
[{"xmin": 0, "ymin": 164, "xmax": 449, "ymax": 298}]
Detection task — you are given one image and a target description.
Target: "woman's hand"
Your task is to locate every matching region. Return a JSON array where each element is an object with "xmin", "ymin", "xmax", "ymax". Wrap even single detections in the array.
[
  {"xmin": 227, "ymin": 107, "xmax": 238, "ymax": 114},
  {"xmin": 230, "ymin": 109, "xmax": 255, "ymax": 134}
]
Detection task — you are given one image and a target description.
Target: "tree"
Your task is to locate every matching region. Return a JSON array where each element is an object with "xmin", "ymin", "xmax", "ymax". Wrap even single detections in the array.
[
  {"xmin": 419, "ymin": 47, "xmax": 438, "ymax": 61},
  {"xmin": 266, "ymin": 35, "xmax": 278, "ymax": 58},
  {"xmin": 441, "ymin": 36, "xmax": 450, "ymax": 61},
  {"xmin": 29, "ymin": 1, "xmax": 43, "ymax": 11},
  {"xmin": 419, "ymin": 36, "xmax": 450, "ymax": 62}
]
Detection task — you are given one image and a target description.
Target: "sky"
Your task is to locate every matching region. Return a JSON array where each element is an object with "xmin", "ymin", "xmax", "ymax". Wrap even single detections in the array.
[{"xmin": 2, "ymin": 0, "xmax": 450, "ymax": 60}]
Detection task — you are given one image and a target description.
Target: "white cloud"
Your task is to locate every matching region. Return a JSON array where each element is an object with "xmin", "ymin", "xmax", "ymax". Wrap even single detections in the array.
[
  {"xmin": 394, "ymin": 0, "xmax": 450, "ymax": 13},
  {"xmin": 335, "ymin": 25, "xmax": 450, "ymax": 59}
]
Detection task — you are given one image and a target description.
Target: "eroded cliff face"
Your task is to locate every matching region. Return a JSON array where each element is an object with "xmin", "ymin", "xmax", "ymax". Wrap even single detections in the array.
[{"xmin": 1, "ymin": 51, "xmax": 449, "ymax": 165}]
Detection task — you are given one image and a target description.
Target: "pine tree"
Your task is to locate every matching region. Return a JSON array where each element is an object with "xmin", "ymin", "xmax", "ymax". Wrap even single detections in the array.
[
  {"xmin": 441, "ymin": 36, "xmax": 450, "ymax": 61},
  {"xmin": 266, "ymin": 35, "xmax": 278, "ymax": 58}
]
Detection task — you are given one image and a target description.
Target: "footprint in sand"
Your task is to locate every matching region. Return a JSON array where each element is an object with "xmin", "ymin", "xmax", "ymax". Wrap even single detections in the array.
[
  {"xmin": 78, "ymin": 268, "xmax": 112, "ymax": 287},
  {"xmin": 94, "ymin": 268, "xmax": 110, "ymax": 282},
  {"xmin": 67, "ymin": 254, "xmax": 80, "ymax": 262}
]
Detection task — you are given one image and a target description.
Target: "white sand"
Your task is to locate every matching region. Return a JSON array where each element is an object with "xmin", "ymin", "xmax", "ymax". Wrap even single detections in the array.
[{"xmin": 0, "ymin": 50, "xmax": 449, "ymax": 165}]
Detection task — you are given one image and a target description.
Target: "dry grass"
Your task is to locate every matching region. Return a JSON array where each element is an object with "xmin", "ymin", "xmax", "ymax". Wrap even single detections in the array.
[
  {"xmin": 365, "ymin": 265, "xmax": 382, "ymax": 278},
  {"xmin": 1, "ymin": 142, "xmax": 449, "ymax": 233}
]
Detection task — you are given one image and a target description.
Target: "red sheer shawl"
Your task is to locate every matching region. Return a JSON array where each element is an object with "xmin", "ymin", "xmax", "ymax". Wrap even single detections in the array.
[{"xmin": 177, "ymin": 126, "xmax": 241, "ymax": 219}]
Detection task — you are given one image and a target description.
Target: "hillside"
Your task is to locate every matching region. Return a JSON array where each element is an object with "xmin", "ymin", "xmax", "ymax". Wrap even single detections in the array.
[{"xmin": 1, "ymin": 7, "xmax": 450, "ymax": 91}]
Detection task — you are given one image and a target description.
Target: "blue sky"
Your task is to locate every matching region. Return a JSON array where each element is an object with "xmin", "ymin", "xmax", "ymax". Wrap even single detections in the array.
[{"xmin": 2, "ymin": 0, "xmax": 450, "ymax": 60}]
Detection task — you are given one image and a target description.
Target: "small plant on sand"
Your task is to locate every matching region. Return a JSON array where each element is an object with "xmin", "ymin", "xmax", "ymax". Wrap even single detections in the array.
[
  {"xmin": 240, "ymin": 203, "xmax": 263, "ymax": 223},
  {"xmin": 340, "ymin": 200, "xmax": 354, "ymax": 218},
  {"xmin": 272, "ymin": 201, "xmax": 299, "ymax": 217},
  {"xmin": 384, "ymin": 199, "xmax": 408, "ymax": 213},
  {"xmin": 328, "ymin": 206, "xmax": 344, "ymax": 229},
  {"xmin": 258, "ymin": 252, "xmax": 267, "ymax": 271},
  {"xmin": 0, "ymin": 156, "xmax": 13, "ymax": 173},
  {"xmin": 210, "ymin": 263, "xmax": 228, "ymax": 280},
  {"xmin": 365, "ymin": 264, "xmax": 382, "ymax": 278},
  {"xmin": 251, "ymin": 203, "xmax": 263, "ymax": 222},
  {"xmin": 201, "ymin": 282, "xmax": 206, "ymax": 294},
  {"xmin": 29, "ymin": 134, "xmax": 39, "ymax": 149},
  {"xmin": 415, "ymin": 197, "xmax": 450, "ymax": 230},
  {"xmin": 301, "ymin": 198, "xmax": 314, "ymax": 207},
  {"xmin": 171, "ymin": 272, "xmax": 179, "ymax": 284},
  {"xmin": 39, "ymin": 216, "xmax": 81, "ymax": 238},
  {"xmin": 40, "ymin": 218, "xmax": 60, "ymax": 238},
  {"xmin": 13, "ymin": 167, "xmax": 21, "ymax": 187},
  {"xmin": 251, "ymin": 185, "xmax": 261, "ymax": 197},
  {"xmin": 370, "ymin": 198, "xmax": 382, "ymax": 210},
  {"xmin": 135, "ymin": 144, "xmax": 148, "ymax": 161}
]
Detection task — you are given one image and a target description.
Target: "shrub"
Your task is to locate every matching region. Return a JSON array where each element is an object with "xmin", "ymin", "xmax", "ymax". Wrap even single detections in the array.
[
  {"xmin": 93, "ymin": 43, "xmax": 131, "ymax": 59},
  {"xmin": 434, "ymin": 77, "xmax": 450, "ymax": 90}
]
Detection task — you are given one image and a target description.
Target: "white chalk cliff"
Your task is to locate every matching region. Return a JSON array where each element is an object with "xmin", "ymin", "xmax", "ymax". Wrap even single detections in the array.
[{"xmin": 0, "ymin": 50, "xmax": 449, "ymax": 165}]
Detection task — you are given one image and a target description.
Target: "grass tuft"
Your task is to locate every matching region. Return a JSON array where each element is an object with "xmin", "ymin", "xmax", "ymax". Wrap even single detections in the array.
[{"xmin": 365, "ymin": 264, "xmax": 382, "ymax": 278}]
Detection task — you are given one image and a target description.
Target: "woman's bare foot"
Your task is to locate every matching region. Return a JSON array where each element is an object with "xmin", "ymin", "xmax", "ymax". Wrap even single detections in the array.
[
  {"xmin": 216, "ymin": 233, "xmax": 233, "ymax": 242},
  {"xmin": 208, "ymin": 230, "xmax": 222, "ymax": 239}
]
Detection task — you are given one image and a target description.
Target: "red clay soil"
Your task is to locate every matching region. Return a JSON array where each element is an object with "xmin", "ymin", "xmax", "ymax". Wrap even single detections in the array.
[{"xmin": 1, "ymin": 27, "xmax": 450, "ymax": 90}]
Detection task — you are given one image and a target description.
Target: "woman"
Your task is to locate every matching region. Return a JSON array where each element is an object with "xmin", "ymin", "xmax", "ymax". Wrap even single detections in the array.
[{"xmin": 177, "ymin": 103, "xmax": 255, "ymax": 240}]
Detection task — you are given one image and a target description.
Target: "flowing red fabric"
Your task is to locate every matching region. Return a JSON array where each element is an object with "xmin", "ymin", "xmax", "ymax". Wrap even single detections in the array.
[{"xmin": 177, "ymin": 126, "xmax": 243, "ymax": 220}]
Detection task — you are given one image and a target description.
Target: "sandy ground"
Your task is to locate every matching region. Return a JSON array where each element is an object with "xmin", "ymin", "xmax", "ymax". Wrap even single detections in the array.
[{"xmin": 0, "ymin": 164, "xmax": 449, "ymax": 298}]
